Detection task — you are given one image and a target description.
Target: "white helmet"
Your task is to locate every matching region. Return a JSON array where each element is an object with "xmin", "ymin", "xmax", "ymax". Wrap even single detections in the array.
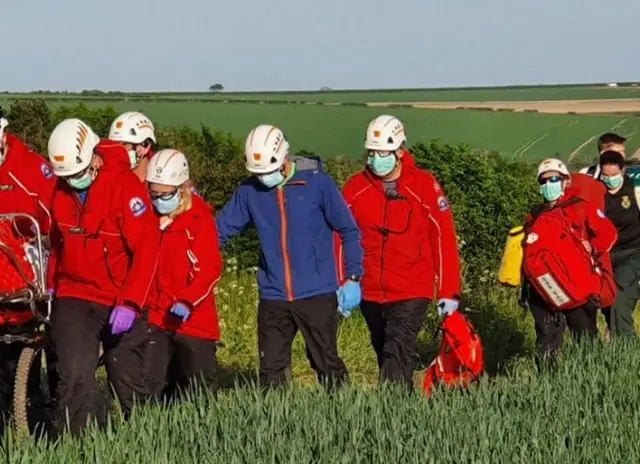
[
  {"xmin": 146, "ymin": 149, "xmax": 189, "ymax": 186},
  {"xmin": 244, "ymin": 124, "xmax": 289, "ymax": 174},
  {"xmin": 364, "ymin": 115, "xmax": 406, "ymax": 151},
  {"xmin": 537, "ymin": 158, "xmax": 570, "ymax": 178},
  {"xmin": 48, "ymin": 119, "xmax": 100, "ymax": 177},
  {"xmin": 108, "ymin": 112, "xmax": 156, "ymax": 144}
]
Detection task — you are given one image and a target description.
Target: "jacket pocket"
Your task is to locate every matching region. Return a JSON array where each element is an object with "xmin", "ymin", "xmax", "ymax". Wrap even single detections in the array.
[{"xmin": 59, "ymin": 234, "xmax": 109, "ymax": 286}]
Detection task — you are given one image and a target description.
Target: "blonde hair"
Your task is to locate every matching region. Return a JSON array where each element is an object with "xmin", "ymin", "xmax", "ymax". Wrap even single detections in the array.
[{"xmin": 168, "ymin": 184, "xmax": 193, "ymax": 221}]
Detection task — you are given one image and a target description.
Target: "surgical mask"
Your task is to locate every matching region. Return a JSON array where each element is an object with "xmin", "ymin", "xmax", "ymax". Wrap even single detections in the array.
[
  {"xmin": 152, "ymin": 191, "xmax": 181, "ymax": 215},
  {"xmin": 368, "ymin": 153, "xmax": 397, "ymax": 177},
  {"xmin": 602, "ymin": 174, "xmax": 624, "ymax": 190},
  {"xmin": 67, "ymin": 171, "xmax": 94, "ymax": 191},
  {"xmin": 128, "ymin": 150, "xmax": 138, "ymax": 168},
  {"xmin": 258, "ymin": 170, "xmax": 285, "ymax": 188},
  {"xmin": 539, "ymin": 180, "xmax": 564, "ymax": 202}
]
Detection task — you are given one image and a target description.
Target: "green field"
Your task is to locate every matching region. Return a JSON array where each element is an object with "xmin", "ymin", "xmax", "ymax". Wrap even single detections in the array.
[
  {"xmin": 5, "ymin": 84, "xmax": 640, "ymax": 103},
  {"xmin": 5, "ymin": 99, "xmax": 636, "ymax": 163}
]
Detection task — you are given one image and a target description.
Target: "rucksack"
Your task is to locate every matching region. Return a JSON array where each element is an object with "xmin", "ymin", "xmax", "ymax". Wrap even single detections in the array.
[
  {"xmin": 422, "ymin": 312, "xmax": 484, "ymax": 396},
  {"xmin": 522, "ymin": 199, "xmax": 615, "ymax": 311}
]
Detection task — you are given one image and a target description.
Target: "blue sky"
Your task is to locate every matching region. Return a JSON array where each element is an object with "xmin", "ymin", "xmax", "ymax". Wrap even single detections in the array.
[{"xmin": 3, "ymin": 0, "xmax": 639, "ymax": 92}]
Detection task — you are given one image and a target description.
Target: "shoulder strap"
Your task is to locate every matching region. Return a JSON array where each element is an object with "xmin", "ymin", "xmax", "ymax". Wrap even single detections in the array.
[{"xmin": 586, "ymin": 165, "xmax": 599, "ymax": 178}]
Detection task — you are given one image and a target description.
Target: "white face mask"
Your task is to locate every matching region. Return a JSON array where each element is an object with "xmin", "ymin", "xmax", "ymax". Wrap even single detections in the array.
[{"xmin": 128, "ymin": 150, "xmax": 138, "ymax": 168}]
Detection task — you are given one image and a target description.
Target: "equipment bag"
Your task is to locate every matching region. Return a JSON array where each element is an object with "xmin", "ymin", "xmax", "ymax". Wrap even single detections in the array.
[
  {"xmin": 422, "ymin": 312, "xmax": 485, "ymax": 396},
  {"xmin": 0, "ymin": 220, "xmax": 37, "ymax": 294},
  {"xmin": 497, "ymin": 225, "xmax": 525, "ymax": 287},
  {"xmin": 522, "ymin": 200, "xmax": 611, "ymax": 311}
]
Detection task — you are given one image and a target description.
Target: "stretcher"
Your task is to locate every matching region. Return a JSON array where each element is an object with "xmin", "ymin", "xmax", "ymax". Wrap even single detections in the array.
[
  {"xmin": 0, "ymin": 213, "xmax": 51, "ymax": 328},
  {"xmin": 0, "ymin": 213, "xmax": 56, "ymax": 436}
]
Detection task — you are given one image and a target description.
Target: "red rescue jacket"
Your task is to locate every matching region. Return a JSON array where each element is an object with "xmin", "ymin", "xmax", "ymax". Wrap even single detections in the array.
[
  {"xmin": 525, "ymin": 189, "xmax": 617, "ymax": 258},
  {"xmin": 338, "ymin": 151, "xmax": 461, "ymax": 303},
  {"xmin": 567, "ymin": 173, "xmax": 606, "ymax": 210},
  {"xmin": 148, "ymin": 195, "xmax": 223, "ymax": 340},
  {"xmin": 0, "ymin": 134, "xmax": 56, "ymax": 235},
  {"xmin": 47, "ymin": 140, "xmax": 160, "ymax": 310}
]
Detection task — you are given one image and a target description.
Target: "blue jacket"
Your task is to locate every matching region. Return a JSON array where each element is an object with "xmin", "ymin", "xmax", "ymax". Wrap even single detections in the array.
[{"xmin": 217, "ymin": 156, "xmax": 363, "ymax": 301}]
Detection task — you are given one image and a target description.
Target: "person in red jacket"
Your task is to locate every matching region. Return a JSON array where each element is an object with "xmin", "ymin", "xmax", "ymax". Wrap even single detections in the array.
[
  {"xmin": 46, "ymin": 118, "xmax": 159, "ymax": 436},
  {"xmin": 0, "ymin": 113, "xmax": 56, "ymax": 235},
  {"xmin": 143, "ymin": 149, "xmax": 222, "ymax": 399},
  {"xmin": 523, "ymin": 159, "xmax": 617, "ymax": 356},
  {"xmin": 108, "ymin": 112, "xmax": 157, "ymax": 182},
  {"xmin": 338, "ymin": 115, "xmax": 461, "ymax": 388}
]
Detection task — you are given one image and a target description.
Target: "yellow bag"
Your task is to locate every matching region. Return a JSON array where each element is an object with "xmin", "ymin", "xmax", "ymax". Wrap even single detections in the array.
[{"xmin": 497, "ymin": 225, "xmax": 525, "ymax": 287}]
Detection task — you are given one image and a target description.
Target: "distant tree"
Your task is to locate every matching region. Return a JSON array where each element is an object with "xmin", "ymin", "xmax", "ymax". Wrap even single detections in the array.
[
  {"xmin": 320, "ymin": 86, "xmax": 332, "ymax": 91},
  {"xmin": 209, "ymin": 83, "xmax": 224, "ymax": 92}
]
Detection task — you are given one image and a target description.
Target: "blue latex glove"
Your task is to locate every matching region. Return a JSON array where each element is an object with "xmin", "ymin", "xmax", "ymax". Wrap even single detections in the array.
[
  {"xmin": 170, "ymin": 302, "xmax": 191, "ymax": 322},
  {"xmin": 437, "ymin": 298, "xmax": 459, "ymax": 317},
  {"xmin": 337, "ymin": 280, "xmax": 362, "ymax": 317},
  {"xmin": 109, "ymin": 305, "xmax": 137, "ymax": 335}
]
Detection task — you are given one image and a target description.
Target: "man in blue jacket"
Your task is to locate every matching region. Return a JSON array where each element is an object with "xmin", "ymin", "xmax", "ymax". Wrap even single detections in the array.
[{"xmin": 217, "ymin": 124, "xmax": 363, "ymax": 388}]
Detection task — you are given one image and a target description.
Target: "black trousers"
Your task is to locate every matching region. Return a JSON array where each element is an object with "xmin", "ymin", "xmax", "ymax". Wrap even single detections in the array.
[
  {"xmin": 145, "ymin": 325, "xmax": 217, "ymax": 400},
  {"xmin": 258, "ymin": 292, "xmax": 348, "ymax": 389},
  {"xmin": 527, "ymin": 289, "xmax": 598, "ymax": 356},
  {"xmin": 51, "ymin": 297, "xmax": 147, "ymax": 436},
  {"xmin": 360, "ymin": 299, "xmax": 428, "ymax": 389}
]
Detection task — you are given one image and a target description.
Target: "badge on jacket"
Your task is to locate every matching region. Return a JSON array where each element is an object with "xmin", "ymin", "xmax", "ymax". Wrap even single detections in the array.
[
  {"xmin": 622, "ymin": 196, "xmax": 631, "ymax": 210},
  {"xmin": 437, "ymin": 195, "xmax": 450, "ymax": 212},
  {"xmin": 129, "ymin": 197, "xmax": 147, "ymax": 217},
  {"xmin": 41, "ymin": 164, "xmax": 53, "ymax": 179}
]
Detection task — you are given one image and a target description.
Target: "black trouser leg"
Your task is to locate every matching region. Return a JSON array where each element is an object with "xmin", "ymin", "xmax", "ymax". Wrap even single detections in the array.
[
  {"xmin": 51, "ymin": 297, "xmax": 103, "ymax": 436},
  {"xmin": 144, "ymin": 326, "xmax": 173, "ymax": 401},
  {"xmin": 257, "ymin": 299, "xmax": 297, "ymax": 388},
  {"xmin": 564, "ymin": 306, "xmax": 598, "ymax": 342},
  {"xmin": 527, "ymin": 290, "xmax": 566, "ymax": 357},
  {"xmin": 360, "ymin": 302, "xmax": 386, "ymax": 368},
  {"xmin": 174, "ymin": 333, "xmax": 217, "ymax": 391},
  {"xmin": 610, "ymin": 250, "xmax": 640, "ymax": 337},
  {"xmin": 292, "ymin": 293, "xmax": 349, "ymax": 389},
  {"xmin": 102, "ymin": 314, "xmax": 148, "ymax": 419},
  {"xmin": 362, "ymin": 299, "xmax": 428, "ymax": 388}
]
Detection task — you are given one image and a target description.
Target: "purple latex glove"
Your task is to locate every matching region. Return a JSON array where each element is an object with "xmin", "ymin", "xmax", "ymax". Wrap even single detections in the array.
[
  {"xmin": 109, "ymin": 305, "xmax": 137, "ymax": 335},
  {"xmin": 47, "ymin": 288, "xmax": 55, "ymax": 297}
]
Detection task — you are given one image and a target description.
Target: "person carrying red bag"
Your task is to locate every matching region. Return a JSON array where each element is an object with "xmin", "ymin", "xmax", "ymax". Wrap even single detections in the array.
[
  {"xmin": 521, "ymin": 159, "xmax": 617, "ymax": 356},
  {"xmin": 337, "ymin": 115, "xmax": 462, "ymax": 389},
  {"xmin": 144, "ymin": 149, "xmax": 222, "ymax": 398}
]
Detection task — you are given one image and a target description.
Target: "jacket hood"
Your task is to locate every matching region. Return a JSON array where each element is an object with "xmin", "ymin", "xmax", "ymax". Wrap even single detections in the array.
[
  {"xmin": 95, "ymin": 139, "xmax": 133, "ymax": 173},
  {"xmin": 290, "ymin": 155, "xmax": 324, "ymax": 172}
]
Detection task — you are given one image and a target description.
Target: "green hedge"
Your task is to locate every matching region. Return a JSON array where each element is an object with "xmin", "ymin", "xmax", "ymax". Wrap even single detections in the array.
[{"xmin": 6, "ymin": 100, "xmax": 538, "ymax": 278}]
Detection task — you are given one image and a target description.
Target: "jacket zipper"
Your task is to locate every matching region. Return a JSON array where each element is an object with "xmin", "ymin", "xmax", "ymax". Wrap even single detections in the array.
[
  {"xmin": 277, "ymin": 188, "xmax": 294, "ymax": 301},
  {"xmin": 380, "ymin": 197, "xmax": 389, "ymax": 302}
]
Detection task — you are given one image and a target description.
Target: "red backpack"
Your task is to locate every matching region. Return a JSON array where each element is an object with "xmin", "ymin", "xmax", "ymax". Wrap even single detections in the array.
[{"xmin": 522, "ymin": 199, "xmax": 615, "ymax": 311}]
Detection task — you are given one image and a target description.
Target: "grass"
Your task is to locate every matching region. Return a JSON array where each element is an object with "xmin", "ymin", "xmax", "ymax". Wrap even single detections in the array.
[
  {"xmin": 2, "ymin": 97, "xmax": 637, "ymax": 162},
  {"xmin": 3, "ymin": 262, "xmax": 640, "ymax": 461}
]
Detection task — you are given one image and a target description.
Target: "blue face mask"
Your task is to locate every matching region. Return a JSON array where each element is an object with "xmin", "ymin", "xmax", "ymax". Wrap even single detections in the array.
[
  {"xmin": 602, "ymin": 174, "xmax": 624, "ymax": 190},
  {"xmin": 368, "ymin": 153, "xmax": 397, "ymax": 177},
  {"xmin": 540, "ymin": 180, "xmax": 564, "ymax": 202},
  {"xmin": 152, "ymin": 191, "xmax": 181, "ymax": 215},
  {"xmin": 258, "ymin": 170, "xmax": 285, "ymax": 188}
]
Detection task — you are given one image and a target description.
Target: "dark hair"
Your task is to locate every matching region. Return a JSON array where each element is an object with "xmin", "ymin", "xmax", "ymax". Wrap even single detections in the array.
[
  {"xmin": 598, "ymin": 133, "xmax": 627, "ymax": 151},
  {"xmin": 599, "ymin": 150, "xmax": 625, "ymax": 169}
]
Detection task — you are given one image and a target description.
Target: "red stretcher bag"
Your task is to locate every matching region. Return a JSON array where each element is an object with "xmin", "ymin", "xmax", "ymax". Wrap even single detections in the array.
[
  {"xmin": 422, "ymin": 312, "xmax": 485, "ymax": 396},
  {"xmin": 522, "ymin": 200, "xmax": 615, "ymax": 311},
  {"xmin": 0, "ymin": 220, "xmax": 37, "ymax": 295}
]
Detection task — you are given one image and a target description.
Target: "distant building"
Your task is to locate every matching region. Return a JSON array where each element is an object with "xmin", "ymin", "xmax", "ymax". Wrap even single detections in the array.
[{"xmin": 608, "ymin": 83, "xmax": 619, "ymax": 88}]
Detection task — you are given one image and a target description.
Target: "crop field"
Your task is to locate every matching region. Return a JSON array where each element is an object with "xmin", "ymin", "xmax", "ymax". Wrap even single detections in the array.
[
  {"xmin": 3, "ymin": 270, "xmax": 640, "ymax": 462},
  {"xmin": 2, "ymin": 97, "xmax": 638, "ymax": 164},
  {"xmin": 4, "ymin": 83, "xmax": 640, "ymax": 103}
]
